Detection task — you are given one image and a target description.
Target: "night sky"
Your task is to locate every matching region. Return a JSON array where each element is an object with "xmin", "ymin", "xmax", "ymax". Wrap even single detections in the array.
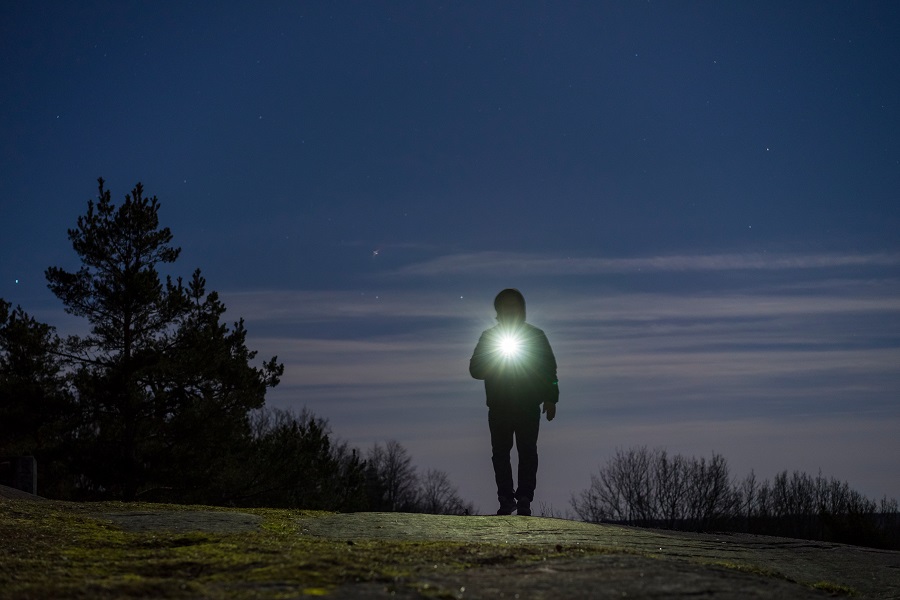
[{"xmin": 2, "ymin": 2, "xmax": 899, "ymax": 514}]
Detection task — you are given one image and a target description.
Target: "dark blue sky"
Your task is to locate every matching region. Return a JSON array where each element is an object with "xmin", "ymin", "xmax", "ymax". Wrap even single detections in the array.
[{"xmin": 2, "ymin": 2, "xmax": 899, "ymax": 513}]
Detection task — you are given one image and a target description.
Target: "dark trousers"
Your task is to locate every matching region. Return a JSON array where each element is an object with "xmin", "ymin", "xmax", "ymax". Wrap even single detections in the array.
[{"xmin": 488, "ymin": 402, "xmax": 540, "ymax": 503}]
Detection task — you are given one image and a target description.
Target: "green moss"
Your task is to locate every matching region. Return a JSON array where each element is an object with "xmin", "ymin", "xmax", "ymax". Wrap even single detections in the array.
[
  {"xmin": 706, "ymin": 559, "xmax": 792, "ymax": 581},
  {"xmin": 0, "ymin": 499, "xmax": 610, "ymax": 599},
  {"xmin": 811, "ymin": 581, "xmax": 857, "ymax": 596},
  {"xmin": 707, "ymin": 560, "xmax": 860, "ymax": 597},
  {"xmin": 7, "ymin": 500, "xmax": 858, "ymax": 598}
]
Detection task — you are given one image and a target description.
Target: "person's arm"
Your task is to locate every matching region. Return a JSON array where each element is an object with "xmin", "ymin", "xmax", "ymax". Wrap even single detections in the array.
[
  {"xmin": 469, "ymin": 331, "xmax": 494, "ymax": 380},
  {"xmin": 543, "ymin": 400, "xmax": 556, "ymax": 421},
  {"xmin": 538, "ymin": 329, "xmax": 559, "ymax": 420},
  {"xmin": 537, "ymin": 330, "xmax": 559, "ymax": 400}
]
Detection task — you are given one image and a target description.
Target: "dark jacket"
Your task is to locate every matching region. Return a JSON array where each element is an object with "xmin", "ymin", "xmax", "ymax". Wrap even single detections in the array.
[{"xmin": 469, "ymin": 322, "xmax": 559, "ymax": 408}]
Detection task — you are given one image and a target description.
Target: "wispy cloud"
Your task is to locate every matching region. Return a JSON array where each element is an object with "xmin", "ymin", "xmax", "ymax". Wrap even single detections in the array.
[
  {"xmin": 222, "ymin": 289, "xmax": 484, "ymax": 324},
  {"xmin": 216, "ymin": 250, "xmax": 900, "ymax": 511},
  {"xmin": 236, "ymin": 269, "xmax": 900, "ymax": 412},
  {"xmin": 223, "ymin": 278, "xmax": 900, "ymax": 333},
  {"xmin": 389, "ymin": 251, "xmax": 900, "ymax": 278}
]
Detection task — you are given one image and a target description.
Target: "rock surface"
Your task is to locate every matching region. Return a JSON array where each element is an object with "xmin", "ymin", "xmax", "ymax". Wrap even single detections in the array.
[
  {"xmin": 0, "ymin": 483, "xmax": 45, "ymax": 501},
  {"xmin": 7, "ymin": 492, "xmax": 898, "ymax": 599},
  {"xmin": 299, "ymin": 512, "xmax": 900, "ymax": 599},
  {"xmin": 101, "ymin": 509, "xmax": 263, "ymax": 533}
]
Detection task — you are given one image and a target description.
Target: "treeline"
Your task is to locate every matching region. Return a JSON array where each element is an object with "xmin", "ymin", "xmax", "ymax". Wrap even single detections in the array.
[
  {"xmin": 0, "ymin": 179, "xmax": 472, "ymax": 514},
  {"xmin": 0, "ymin": 330, "xmax": 470, "ymax": 514},
  {"xmin": 141, "ymin": 406, "xmax": 473, "ymax": 514},
  {"xmin": 571, "ymin": 446, "xmax": 899, "ymax": 549}
]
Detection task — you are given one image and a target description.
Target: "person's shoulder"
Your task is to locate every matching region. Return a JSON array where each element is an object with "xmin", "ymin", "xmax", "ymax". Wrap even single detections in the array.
[{"xmin": 523, "ymin": 322, "xmax": 547, "ymax": 336}]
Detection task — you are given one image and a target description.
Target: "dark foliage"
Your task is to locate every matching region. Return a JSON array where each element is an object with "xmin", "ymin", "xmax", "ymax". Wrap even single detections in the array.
[
  {"xmin": 2, "ymin": 178, "xmax": 475, "ymax": 515},
  {"xmin": 40, "ymin": 179, "xmax": 282, "ymax": 500},
  {"xmin": 0, "ymin": 301, "xmax": 76, "ymax": 497},
  {"xmin": 227, "ymin": 408, "xmax": 370, "ymax": 511}
]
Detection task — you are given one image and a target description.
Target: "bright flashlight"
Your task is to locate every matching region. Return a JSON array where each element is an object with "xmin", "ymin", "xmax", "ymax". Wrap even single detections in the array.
[{"xmin": 498, "ymin": 333, "xmax": 521, "ymax": 358}]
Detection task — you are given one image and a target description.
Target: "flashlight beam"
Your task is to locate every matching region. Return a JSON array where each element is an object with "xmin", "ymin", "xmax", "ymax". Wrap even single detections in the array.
[{"xmin": 498, "ymin": 333, "xmax": 521, "ymax": 358}]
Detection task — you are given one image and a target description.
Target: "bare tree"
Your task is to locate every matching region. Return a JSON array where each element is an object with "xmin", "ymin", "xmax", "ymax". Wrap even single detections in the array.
[
  {"xmin": 571, "ymin": 445, "xmax": 899, "ymax": 547},
  {"xmin": 737, "ymin": 470, "xmax": 758, "ymax": 526},
  {"xmin": 418, "ymin": 469, "xmax": 473, "ymax": 515},
  {"xmin": 571, "ymin": 447, "xmax": 657, "ymax": 526},
  {"xmin": 570, "ymin": 471, "xmax": 610, "ymax": 523},
  {"xmin": 367, "ymin": 440, "xmax": 419, "ymax": 511},
  {"xmin": 572, "ymin": 447, "xmax": 736, "ymax": 530},
  {"xmin": 620, "ymin": 446, "xmax": 656, "ymax": 525},
  {"xmin": 654, "ymin": 450, "xmax": 688, "ymax": 529}
]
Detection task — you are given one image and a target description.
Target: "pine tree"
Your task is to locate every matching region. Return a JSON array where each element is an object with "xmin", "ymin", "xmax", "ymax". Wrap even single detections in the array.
[{"xmin": 45, "ymin": 179, "xmax": 282, "ymax": 500}]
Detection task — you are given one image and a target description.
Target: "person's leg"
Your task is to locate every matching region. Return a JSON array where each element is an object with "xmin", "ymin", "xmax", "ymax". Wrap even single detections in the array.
[
  {"xmin": 488, "ymin": 407, "xmax": 516, "ymax": 514},
  {"xmin": 513, "ymin": 404, "xmax": 541, "ymax": 515}
]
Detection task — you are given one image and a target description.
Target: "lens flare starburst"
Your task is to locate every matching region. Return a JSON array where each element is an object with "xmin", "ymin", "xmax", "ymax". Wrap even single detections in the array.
[{"xmin": 498, "ymin": 333, "xmax": 522, "ymax": 358}]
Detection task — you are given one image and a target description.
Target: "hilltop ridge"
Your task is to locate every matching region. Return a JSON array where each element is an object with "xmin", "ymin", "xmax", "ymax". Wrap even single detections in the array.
[{"xmin": 2, "ymin": 498, "xmax": 898, "ymax": 598}]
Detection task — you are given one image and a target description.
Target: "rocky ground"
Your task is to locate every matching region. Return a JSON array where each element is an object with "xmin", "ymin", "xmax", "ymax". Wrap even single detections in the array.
[
  {"xmin": 2, "ymin": 484, "xmax": 898, "ymax": 598},
  {"xmin": 300, "ymin": 512, "xmax": 899, "ymax": 598}
]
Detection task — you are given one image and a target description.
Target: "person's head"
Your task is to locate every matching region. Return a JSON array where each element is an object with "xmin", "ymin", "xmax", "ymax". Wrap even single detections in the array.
[{"xmin": 494, "ymin": 288, "xmax": 526, "ymax": 325}]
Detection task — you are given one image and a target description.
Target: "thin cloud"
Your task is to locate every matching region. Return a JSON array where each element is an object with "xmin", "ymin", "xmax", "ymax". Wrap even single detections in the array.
[
  {"xmin": 541, "ymin": 291, "xmax": 900, "ymax": 323},
  {"xmin": 219, "ymin": 251, "xmax": 899, "ymax": 512},
  {"xmin": 222, "ymin": 281, "xmax": 900, "ymax": 330},
  {"xmin": 390, "ymin": 251, "xmax": 900, "ymax": 278},
  {"xmin": 235, "ymin": 263, "xmax": 900, "ymax": 511},
  {"xmin": 221, "ymin": 289, "xmax": 483, "ymax": 324}
]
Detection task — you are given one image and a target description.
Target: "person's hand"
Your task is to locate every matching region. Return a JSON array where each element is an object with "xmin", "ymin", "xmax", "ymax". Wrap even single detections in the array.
[{"xmin": 542, "ymin": 401, "xmax": 556, "ymax": 422}]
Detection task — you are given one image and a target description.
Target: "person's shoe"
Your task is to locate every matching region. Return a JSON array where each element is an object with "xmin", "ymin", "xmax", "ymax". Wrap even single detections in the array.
[
  {"xmin": 497, "ymin": 497, "xmax": 516, "ymax": 515},
  {"xmin": 516, "ymin": 499, "xmax": 532, "ymax": 516}
]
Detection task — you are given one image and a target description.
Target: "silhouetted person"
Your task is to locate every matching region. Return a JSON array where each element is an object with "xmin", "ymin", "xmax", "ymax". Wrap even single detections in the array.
[{"xmin": 469, "ymin": 289, "xmax": 559, "ymax": 516}]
